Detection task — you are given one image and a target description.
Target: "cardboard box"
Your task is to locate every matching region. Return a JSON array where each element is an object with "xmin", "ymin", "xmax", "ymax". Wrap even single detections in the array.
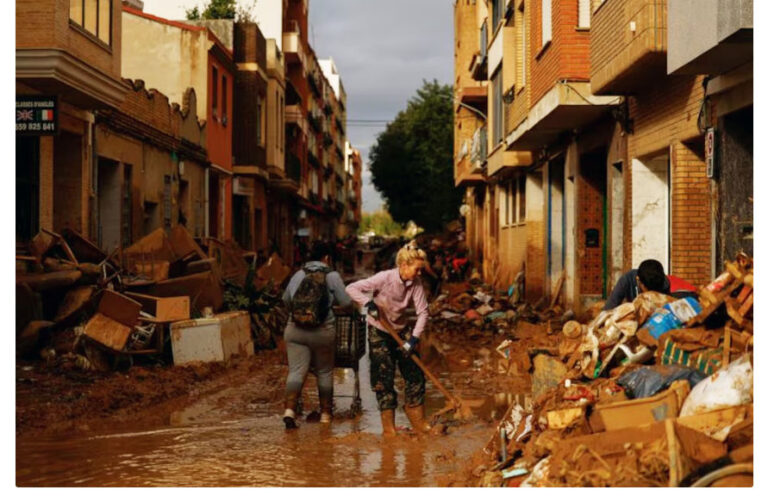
[{"xmin": 591, "ymin": 380, "xmax": 690, "ymax": 431}]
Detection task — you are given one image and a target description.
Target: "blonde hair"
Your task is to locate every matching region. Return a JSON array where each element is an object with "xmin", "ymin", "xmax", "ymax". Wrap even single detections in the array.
[{"xmin": 396, "ymin": 240, "xmax": 427, "ymax": 267}]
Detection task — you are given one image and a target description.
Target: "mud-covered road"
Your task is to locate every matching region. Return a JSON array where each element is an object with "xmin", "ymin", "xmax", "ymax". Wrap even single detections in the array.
[{"xmin": 17, "ymin": 327, "xmax": 521, "ymax": 486}]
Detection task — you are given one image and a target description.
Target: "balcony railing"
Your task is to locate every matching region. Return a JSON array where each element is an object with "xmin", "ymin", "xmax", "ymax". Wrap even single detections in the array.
[
  {"xmin": 286, "ymin": 104, "xmax": 307, "ymax": 135},
  {"xmin": 282, "ymin": 22, "xmax": 306, "ymax": 68}
]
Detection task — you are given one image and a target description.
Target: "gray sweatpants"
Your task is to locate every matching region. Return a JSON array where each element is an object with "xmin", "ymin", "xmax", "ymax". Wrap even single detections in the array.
[{"xmin": 284, "ymin": 319, "xmax": 336, "ymax": 402}]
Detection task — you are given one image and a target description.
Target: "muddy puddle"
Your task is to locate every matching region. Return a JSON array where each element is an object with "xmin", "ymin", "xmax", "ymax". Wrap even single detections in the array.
[{"xmin": 16, "ymin": 348, "xmax": 526, "ymax": 487}]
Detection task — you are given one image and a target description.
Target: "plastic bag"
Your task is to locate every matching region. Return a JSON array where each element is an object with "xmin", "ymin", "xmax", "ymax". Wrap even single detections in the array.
[
  {"xmin": 680, "ymin": 353, "xmax": 753, "ymax": 417},
  {"xmin": 617, "ymin": 365, "xmax": 707, "ymax": 399}
]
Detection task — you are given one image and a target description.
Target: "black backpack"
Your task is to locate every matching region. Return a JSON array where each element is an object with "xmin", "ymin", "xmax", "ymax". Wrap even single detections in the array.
[{"xmin": 291, "ymin": 265, "xmax": 331, "ymax": 328}]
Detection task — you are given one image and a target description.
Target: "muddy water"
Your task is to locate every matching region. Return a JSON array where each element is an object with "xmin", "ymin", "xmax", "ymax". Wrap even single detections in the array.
[{"xmin": 17, "ymin": 348, "xmax": 503, "ymax": 487}]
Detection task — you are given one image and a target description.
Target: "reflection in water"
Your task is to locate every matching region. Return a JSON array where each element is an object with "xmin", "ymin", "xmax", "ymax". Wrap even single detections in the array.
[{"xmin": 17, "ymin": 352, "xmax": 499, "ymax": 486}]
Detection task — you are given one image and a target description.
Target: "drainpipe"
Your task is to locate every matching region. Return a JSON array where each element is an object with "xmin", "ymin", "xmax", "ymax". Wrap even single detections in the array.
[
  {"xmin": 90, "ymin": 111, "xmax": 99, "ymax": 243},
  {"xmin": 204, "ymin": 168, "xmax": 210, "ymax": 237}
]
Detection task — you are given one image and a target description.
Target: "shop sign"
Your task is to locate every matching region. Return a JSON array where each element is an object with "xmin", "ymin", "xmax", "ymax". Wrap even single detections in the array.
[{"xmin": 16, "ymin": 96, "xmax": 58, "ymax": 135}]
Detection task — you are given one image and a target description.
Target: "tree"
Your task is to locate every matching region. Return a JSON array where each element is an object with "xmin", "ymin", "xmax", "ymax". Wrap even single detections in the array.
[
  {"xmin": 369, "ymin": 80, "xmax": 461, "ymax": 233},
  {"xmin": 186, "ymin": 0, "xmax": 257, "ymax": 21},
  {"xmin": 358, "ymin": 210, "xmax": 403, "ymax": 237}
]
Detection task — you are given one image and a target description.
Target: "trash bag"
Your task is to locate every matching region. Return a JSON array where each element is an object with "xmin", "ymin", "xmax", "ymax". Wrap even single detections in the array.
[
  {"xmin": 617, "ymin": 365, "xmax": 707, "ymax": 399},
  {"xmin": 680, "ymin": 353, "xmax": 753, "ymax": 417}
]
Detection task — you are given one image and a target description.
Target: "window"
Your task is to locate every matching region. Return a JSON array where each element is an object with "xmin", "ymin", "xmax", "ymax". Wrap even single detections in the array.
[
  {"xmin": 212, "ymin": 67, "xmax": 219, "ymax": 119},
  {"xmin": 492, "ymin": 69, "xmax": 503, "ymax": 145},
  {"xmin": 541, "ymin": 0, "xmax": 552, "ymax": 47},
  {"xmin": 491, "ymin": 0, "xmax": 503, "ymax": 32},
  {"xmin": 70, "ymin": 0, "xmax": 112, "ymax": 45},
  {"xmin": 503, "ymin": 175, "xmax": 527, "ymax": 226},
  {"xmin": 578, "ymin": 0, "xmax": 591, "ymax": 28},
  {"xmin": 221, "ymin": 75, "xmax": 228, "ymax": 125},
  {"xmin": 480, "ymin": 21, "xmax": 488, "ymax": 59}
]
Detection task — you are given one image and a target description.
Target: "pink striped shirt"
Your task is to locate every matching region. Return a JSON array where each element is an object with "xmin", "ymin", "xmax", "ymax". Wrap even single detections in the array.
[{"xmin": 345, "ymin": 268, "xmax": 429, "ymax": 338}]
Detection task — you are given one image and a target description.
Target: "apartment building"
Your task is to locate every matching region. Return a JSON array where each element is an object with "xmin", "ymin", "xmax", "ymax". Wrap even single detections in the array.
[
  {"xmin": 16, "ymin": 0, "xmax": 129, "ymax": 242},
  {"xmin": 121, "ymin": 6, "xmax": 235, "ymax": 241},
  {"xmin": 454, "ymin": 0, "xmax": 752, "ymax": 314},
  {"xmin": 94, "ymin": 80, "xmax": 208, "ymax": 250}
]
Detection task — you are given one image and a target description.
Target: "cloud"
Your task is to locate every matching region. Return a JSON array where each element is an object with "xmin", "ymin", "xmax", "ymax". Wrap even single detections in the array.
[
  {"xmin": 310, "ymin": 0, "xmax": 453, "ymax": 212},
  {"xmin": 142, "ymin": 0, "xmax": 454, "ymax": 213}
]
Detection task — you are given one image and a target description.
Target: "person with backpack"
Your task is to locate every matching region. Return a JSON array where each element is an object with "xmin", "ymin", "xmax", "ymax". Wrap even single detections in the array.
[
  {"xmin": 345, "ymin": 240, "xmax": 433, "ymax": 437},
  {"xmin": 281, "ymin": 243, "xmax": 352, "ymax": 429}
]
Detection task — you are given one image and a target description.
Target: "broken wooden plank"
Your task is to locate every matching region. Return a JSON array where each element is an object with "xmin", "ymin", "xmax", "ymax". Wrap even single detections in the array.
[
  {"xmin": 549, "ymin": 272, "xmax": 565, "ymax": 310},
  {"xmin": 16, "ymin": 270, "xmax": 82, "ymax": 292},
  {"xmin": 140, "ymin": 271, "xmax": 223, "ymax": 313},
  {"xmin": 61, "ymin": 227, "xmax": 107, "ymax": 264},
  {"xmin": 125, "ymin": 292, "xmax": 190, "ymax": 322},
  {"xmin": 84, "ymin": 313, "xmax": 132, "ymax": 351},
  {"xmin": 123, "ymin": 228, "xmax": 176, "ymax": 261},
  {"xmin": 169, "ymin": 224, "xmax": 207, "ymax": 260},
  {"xmin": 54, "ymin": 286, "xmax": 96, "ymax": 323},
  {"xmin": 97, "ymin": 289, "xmax": 142, "ymax": 328}
]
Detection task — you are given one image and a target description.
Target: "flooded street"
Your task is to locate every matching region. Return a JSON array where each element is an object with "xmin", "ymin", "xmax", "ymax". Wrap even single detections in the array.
[{"xmin": 17, "ymin": 346, "xmax": 499, "ymax": 486}]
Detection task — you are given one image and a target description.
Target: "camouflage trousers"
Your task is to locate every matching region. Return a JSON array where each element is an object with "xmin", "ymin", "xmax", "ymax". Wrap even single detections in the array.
[{"xmin": 368, "ymin": 326, "xmax": 425, "ymax": 411}]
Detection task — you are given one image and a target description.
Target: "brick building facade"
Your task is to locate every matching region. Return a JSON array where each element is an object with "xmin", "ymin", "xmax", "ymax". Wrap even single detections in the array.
[{"xmin": 454, "ymin": 0, "xmax": 752, "ymax": 314}]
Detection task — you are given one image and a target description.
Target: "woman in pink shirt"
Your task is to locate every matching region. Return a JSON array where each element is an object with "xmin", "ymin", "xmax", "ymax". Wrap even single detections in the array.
[{"xmin": 346, "ymin": 241, "xmax": 433, "ymax": 436}]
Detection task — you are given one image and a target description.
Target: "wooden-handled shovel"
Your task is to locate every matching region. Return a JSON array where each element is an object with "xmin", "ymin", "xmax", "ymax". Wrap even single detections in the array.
[{"xmin": 372, "ymin": 310, "xmax": 473, "ymax": 421}]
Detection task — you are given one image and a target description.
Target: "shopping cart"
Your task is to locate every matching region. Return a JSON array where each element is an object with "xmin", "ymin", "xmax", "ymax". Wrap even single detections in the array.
[{"xmin": 333, "ymin": 308, "xmax": 367, "ymax": 415}]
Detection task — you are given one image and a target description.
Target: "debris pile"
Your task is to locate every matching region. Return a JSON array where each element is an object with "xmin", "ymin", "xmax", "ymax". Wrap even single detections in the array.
[
  {"xmin": 467, "ymin": 255, "xmax": 753, "ymax": 487},
  {"xmin": 16, "ymin": 226, "xmax": 292, "ymax": 372}
]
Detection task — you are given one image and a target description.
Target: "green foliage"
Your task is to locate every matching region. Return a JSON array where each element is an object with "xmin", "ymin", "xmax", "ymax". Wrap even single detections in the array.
[
  {"xmin": 185, "ymin": 0, "xmax": 236, "ymax": 20},
  {"xmin": 369, "ymin": 80, "xmax": 462, "ymax": 233},
  {"xmin": 358, "ymin": 210, "xmax": 404, "ymax": 237}
]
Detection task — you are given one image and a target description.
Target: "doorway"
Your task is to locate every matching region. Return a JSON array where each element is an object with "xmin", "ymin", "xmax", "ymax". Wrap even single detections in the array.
[
  {"xmin": 548, "ymin": 156, "xmax": 566, "ymax": 292},
  {"xmin": 98, "ymin": 157, "xmax": 121, "ymax": 252},
  {"xmin": 16, "ymin": 136, "xmax": 39, "ymax": 242},
  {"xmin": 631, "ymin": 153, "xmax": 670, "ymax": 271},
  {"xmin": 578, "ymin": 148, "xmax": 608, "ymax": 297},
  {"xmin": 610, "ymin": 161, "xmax": 625, "ymax": 287}
]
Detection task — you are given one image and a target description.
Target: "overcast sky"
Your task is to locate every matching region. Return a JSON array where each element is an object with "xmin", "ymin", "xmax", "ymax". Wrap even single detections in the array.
[{"xmin": 142, "ymin": 0, "xmax": 454, "ymax": 212}]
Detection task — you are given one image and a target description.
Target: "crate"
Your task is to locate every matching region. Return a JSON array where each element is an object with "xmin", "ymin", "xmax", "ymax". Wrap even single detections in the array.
[{"xmin": 334, "ymin": 310, "xmax": 366, "ymax": 369}]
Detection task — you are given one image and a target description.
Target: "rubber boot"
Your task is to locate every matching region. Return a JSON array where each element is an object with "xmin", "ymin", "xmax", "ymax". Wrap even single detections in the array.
[
  {"xmin": 319, "ymin": 396, "xmax": 333, "ymax": 424},
  {"xmin": 283, "ymin": 391, "xmax": 299, "ymax": 430},
  {"xmin": 380, "ymin": 409, "xmax": 397, "ymax": 437},
  {"xmin": 404, "ymin": 404, "xmax": 432, "ymax": 434}
]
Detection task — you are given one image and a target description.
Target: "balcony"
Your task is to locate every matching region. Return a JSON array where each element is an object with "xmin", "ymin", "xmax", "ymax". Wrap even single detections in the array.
[
  {"xmin": 307, "ymin": 109, "xmax": 322, "ymax": 133},
  {"xmin": 457, "ymin": 86, "xmax": 487, "ymax": 106},
  {"xmin": 282, "ymin": 21, "xmax": 306, "ymax": 68},
  {"xmin": 667, "ymin": 0, "xmax": 752, "ymax": 75},
  {"xmin": 505, "ymin": 82, "xmax": 618, "ymax": 151},
  {"xmin": 285, "ymin": 104, "xmax": 307, "ymax": 135},
  {"xmin": 266, "ymin": 39, "xmax": 284, "ymax": 80},
  {"xmin": 454, "ymin": 127, "xmax": 487, "ymax": 187},
  {"xmin": 308, "ymin": 72, "xmax": 321, "ymax": 98},
  {"xmin": 469, "ymin": 52, "xmax": 488, "ymax": 81},
  {"xmin": 590, "ymin": 0, "xmax": 668, "ymax": 95}
]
